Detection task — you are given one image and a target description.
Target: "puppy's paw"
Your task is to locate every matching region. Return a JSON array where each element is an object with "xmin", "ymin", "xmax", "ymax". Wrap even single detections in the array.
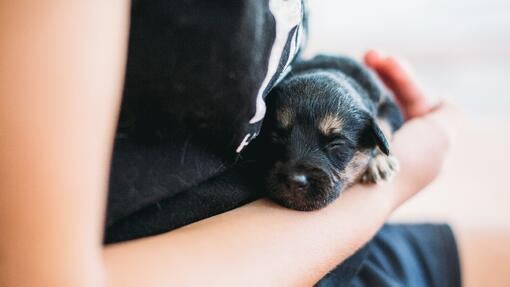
[{"xmin": 361, "ymin": 153, "xmax": 399, "ymax": 184}]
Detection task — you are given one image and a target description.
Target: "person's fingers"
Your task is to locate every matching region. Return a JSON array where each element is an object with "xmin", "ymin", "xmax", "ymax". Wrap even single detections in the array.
[
  {"xmin": 389, "ymin": 120, "xmax": 448, "ymax": 208},
  {"xmin": 364, "ymin": 50, "xmax": 434, "ymax": 120},
  {"xmin": 364, "ymin": 50, "xmax": 382, "ymax": 69}
]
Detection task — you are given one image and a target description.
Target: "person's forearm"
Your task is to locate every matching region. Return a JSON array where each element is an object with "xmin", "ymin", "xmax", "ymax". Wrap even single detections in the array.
[
  {"xmin": 103, "ymin": 99, "xmax": 453, "ymax": 287},
  {"xmin": 104, "ymin": 184, "xmax": 393, "ymax": 287}
]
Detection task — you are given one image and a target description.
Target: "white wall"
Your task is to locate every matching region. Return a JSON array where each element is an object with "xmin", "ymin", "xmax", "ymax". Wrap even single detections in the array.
[{"xmin": 306, "ymin": 0, "xmax": 510, "ymax": 118}]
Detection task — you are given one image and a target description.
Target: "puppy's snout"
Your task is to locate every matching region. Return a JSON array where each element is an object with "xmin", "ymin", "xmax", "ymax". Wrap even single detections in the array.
[
  {"xmin": 268, "ymin": 160, "xmax": 338, "ymax": 211},
  {"xmin": 287, "ymin": 173, "xmax": 309, "ymax": 193}
]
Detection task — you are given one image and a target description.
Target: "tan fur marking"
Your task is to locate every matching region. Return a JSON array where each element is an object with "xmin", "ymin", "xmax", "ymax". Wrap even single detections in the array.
[
  {"xmin": 337, "ymin": 151, "xmax": 371, "ymax": 186},
  {"xmin": 319, "ymin": 114, "xmax": 344, "ymax": 135},
  {"xmin": 277, "ymin": 108, "xmax": 293, "ymax": 128}
]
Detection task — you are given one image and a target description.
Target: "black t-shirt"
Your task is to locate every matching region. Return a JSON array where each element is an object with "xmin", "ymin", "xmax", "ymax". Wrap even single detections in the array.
[{"xmin": 106, "ymin": 0, "xmax": 307, "ymax": 236}]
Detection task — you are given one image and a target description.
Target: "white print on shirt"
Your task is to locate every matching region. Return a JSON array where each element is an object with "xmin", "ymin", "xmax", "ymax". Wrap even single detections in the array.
[
  {"xmin": 248, "ymin": 0, "xmax": 303, "ymax": 125},
  {"xmin": 236, "ymin": 133, "xmax": 258, "ymax": 154},
  {"xmin": 236, "ymin": 0, "xmax": 303, "ymax": 154},
  {"xmin": 274, "ymin": 22, "xmax": 304, "ymax": 85}
]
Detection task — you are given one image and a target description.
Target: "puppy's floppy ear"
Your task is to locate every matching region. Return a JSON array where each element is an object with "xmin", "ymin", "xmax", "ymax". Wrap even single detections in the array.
[
  {"xmin": 370, "ymin": 119, "xmax": 390, "ymax": 155},
  {"xmin": 361, "ymin": 118, "xmax": 390, "ymax": 155}
]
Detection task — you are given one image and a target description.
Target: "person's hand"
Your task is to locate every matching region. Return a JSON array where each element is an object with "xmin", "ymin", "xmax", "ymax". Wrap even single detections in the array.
[{"xmin": 364, "ymin": 51, "xmax": 459, "ymax": 210}]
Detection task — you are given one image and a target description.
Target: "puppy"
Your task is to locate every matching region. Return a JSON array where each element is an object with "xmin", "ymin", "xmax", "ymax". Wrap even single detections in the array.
[{"xmin": 260, "ymin": 55, "xmax": 404, "ymax": 211}]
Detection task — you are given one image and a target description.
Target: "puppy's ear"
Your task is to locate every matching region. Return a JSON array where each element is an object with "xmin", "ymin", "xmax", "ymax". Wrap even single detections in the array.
[
  {"xmin": 371, "ymin": 119, "xmax": 390, "ymax": 155},
  {"xmin": 361, "ymin": 118, "xmax": 390, "ymax": 155}
]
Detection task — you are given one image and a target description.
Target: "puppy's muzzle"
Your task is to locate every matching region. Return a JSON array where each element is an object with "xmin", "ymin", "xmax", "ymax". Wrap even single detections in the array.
[
  {"xmin": 267, "ymin": 161, "xmax": 339, "ymax": 211},
  {"xmin": 287, "ymin": 174, "xmax": 309, "ymax": 193}
]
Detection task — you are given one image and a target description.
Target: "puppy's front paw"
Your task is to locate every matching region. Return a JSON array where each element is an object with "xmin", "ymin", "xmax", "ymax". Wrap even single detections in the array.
[{"xmin": 361, "ymin": 153, "xmax": 399, "ymax": 184}]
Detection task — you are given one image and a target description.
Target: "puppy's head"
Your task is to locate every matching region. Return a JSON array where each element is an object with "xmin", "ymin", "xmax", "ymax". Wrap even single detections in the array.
[{"xmin": 263, "ymin": 72, "xmax": 389, "ymax": 211}]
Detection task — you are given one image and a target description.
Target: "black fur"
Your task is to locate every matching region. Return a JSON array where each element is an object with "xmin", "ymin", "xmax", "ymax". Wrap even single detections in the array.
[{"xmin": 259, "ymin": 55, "xmax": 404, "ymax": 211}]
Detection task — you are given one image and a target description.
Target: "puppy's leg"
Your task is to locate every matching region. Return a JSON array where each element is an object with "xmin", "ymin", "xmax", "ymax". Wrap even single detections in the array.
[{"xmin": 361, "ymin": 149, "xmax": 399, "ymax": 184}]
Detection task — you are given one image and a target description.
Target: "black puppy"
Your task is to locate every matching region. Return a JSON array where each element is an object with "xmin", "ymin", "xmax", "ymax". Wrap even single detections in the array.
[{"xmin": 260, "ymin": 55, "xmax": 404, "ymax": 211}]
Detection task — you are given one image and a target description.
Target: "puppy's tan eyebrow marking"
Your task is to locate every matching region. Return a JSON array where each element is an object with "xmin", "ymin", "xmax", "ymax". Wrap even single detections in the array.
[
  {"xmin": 277, "ymin": 108, "xmax": 294, "ymax": 128},
  {"xmin": 319, "ymin": 114, "xmax": 344, "ymax": 135}
]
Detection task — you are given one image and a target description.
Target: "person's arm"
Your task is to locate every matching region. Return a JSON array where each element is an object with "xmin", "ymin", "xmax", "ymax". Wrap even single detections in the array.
[
  {"xmin": 0, "ymin": 1, "xmax": 454, "ymax": 285},
  {"xmin": 104, "ymin": 52, "xmax": 456, "ymax": 286},
  {"xmin": 0, "ymin": 1, "xmax": 129, "ymax": 286},
  {"xmin": 104, "ymin": 99, "xmax": 454, "ymax": 287}
]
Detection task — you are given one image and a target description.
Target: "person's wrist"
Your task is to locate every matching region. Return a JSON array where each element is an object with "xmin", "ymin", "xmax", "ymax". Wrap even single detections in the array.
[
  {"xmin": 384, "ymin": 114, "xmax": 452, "ymax": 211},
  {"xmin": 378, "ymin": 183, "xmax": 402, "ymax": 215},
  {"xmin": 385, "ymin": 176, "xmax": 418, "ymax": 212},
  {"xmin": 342, "ymin": 181, "xmax": 397, "ymax": 219}
]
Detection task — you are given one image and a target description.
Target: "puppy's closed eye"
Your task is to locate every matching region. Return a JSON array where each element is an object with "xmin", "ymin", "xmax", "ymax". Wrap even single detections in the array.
[
  {"xmin": 325, "ymin": 137, "xmax": 348, "ymax": 150},
  {"xmin": 325, "ymin": 136, "xmax": 355, "ymax": 163}
]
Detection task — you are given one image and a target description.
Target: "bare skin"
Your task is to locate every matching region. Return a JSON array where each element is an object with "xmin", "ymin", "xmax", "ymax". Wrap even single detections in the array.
[
  {"xmin": 0, "ymin": 3, "xmax": 481, "ymax": 287},
  {"xmin": 0, "ymin": 1, "xmax": 129, "ymax": 286}
]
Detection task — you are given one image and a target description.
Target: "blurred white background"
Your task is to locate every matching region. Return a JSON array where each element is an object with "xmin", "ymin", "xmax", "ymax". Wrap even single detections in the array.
[
  {"xmin": 305, "ymin": 0, "xmax": 510, "ymax": 229},
  {"xmin": 306, "ymin": 0, "xmax": 510, "ymax": 118}
]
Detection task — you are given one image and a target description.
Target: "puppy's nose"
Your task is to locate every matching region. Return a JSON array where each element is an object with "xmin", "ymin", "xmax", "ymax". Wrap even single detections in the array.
[{"xmin": 288, "ymin": 174, "xmax": 309, "ymax": 192}]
